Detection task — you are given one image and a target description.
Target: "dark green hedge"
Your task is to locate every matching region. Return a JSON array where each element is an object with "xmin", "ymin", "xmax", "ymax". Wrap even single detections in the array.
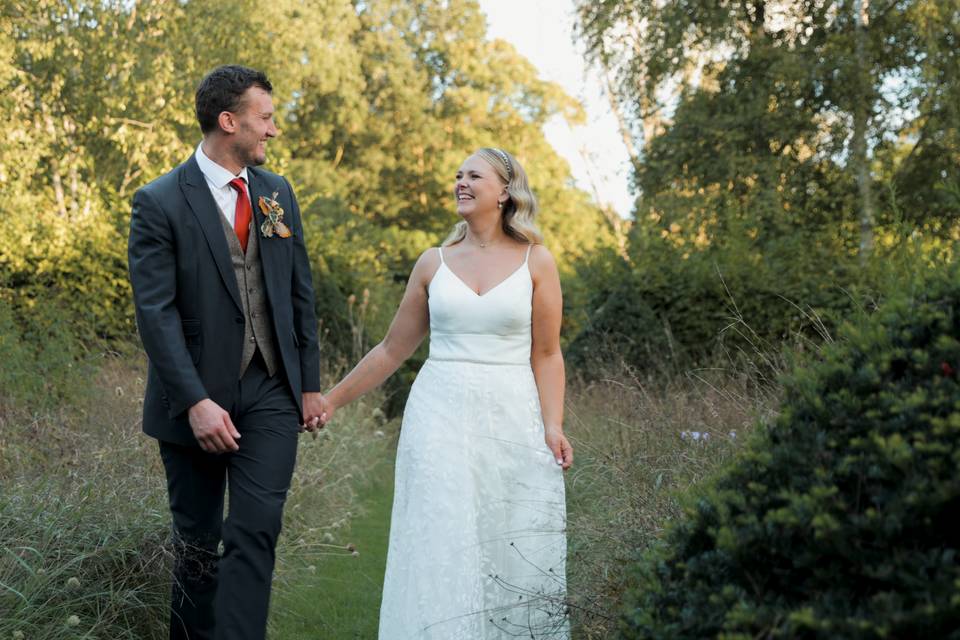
[
  {"xmin": 621, "ymin": 264, "xmax": 960, "ymax": 639},
  {"xmin": 567, "ymin": 233, "xmax": 862, "ymax": 371}
]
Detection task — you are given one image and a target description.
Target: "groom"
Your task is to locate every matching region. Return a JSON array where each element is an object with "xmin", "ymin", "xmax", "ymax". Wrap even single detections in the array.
[{"xmin": 128, "ymin": 65, "xmax": 326, "ymax": 640}]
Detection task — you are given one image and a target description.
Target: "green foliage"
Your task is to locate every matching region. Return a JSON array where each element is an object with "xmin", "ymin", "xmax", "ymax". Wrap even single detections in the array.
[
  {"xmin": 576, "ymin": 0, "xmax": 960, "ymax": 238},
  {"xmin": 0, "ymin": 208, "xmax": 133, "ymax": 341},
  {"xmin": 620, "ymin": 263, "xmax": 960, "ymax": 639},
  {"xmin": 0, "ymin": 478, "xmax": 170, "ymax": 640},
  {"xmin": 285, "ymin": 0, "xmax": 616, "ymax": 350},
  {"xmin": 564, "ymin": 369, "xmax": 768, "ymax": 638},
  {"xmin": 0, "ymin": 298, "xmax": 94, "ymax": 412},
  {"xmin": 568, "ymin": 229, "xmax": 864, "ymax": 371},
  {"xmin": 1, "ymin": 353, "xmax": 399, "ymax": 639},
  {"xmin": 571, "ymin": 1, "xmax": 960, "ymax": 366},
  {"xmin": 1, "ymin": 0, "xmax": 615, "ymax": 357}
]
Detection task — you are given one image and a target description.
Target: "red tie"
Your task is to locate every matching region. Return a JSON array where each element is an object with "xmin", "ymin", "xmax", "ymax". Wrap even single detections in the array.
[{"xmin": 229, "ymin": 177, "xmax": 252, "ymax": 252}]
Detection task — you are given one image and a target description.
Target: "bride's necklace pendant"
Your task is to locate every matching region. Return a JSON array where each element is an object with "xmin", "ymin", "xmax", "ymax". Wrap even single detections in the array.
[{"xmin": 472, "ymin": 237, "xmax": 495, "ymax": 249}]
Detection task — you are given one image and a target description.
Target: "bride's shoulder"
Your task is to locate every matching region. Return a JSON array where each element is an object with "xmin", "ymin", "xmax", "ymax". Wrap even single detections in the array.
[
  {"xmin": 527, "ymin": 243, "xmax": 557, "ymax": 268},
  {"xmin": 527, "ymin": 243, "xmax": 559, "ymax": 285},
  {"xmin": 409, "ymin": 247, "xmax": 444, "ymax": 287},
  {"xmin": 417, "ymin": 246, "xmax": 443, "ymax": 267}
]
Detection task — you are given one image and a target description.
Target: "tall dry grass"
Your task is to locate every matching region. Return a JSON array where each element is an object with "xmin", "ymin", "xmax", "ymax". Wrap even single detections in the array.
[
  {"xmin": 0, "ymin": 351, "xmax": 393, "ymax": 638},
  {"xmin": 1, "ymin": 352, "xmax": 170, "ymax": 638},
  {"xmin": 564, "ymin": 362, "xmax": 780, "ymax": 638}
]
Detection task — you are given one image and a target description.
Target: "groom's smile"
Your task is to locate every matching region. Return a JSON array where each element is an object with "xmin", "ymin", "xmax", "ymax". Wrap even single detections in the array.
[{"xmin": 231, "ymin": 86, "xmax": 277, "ymax": 168}]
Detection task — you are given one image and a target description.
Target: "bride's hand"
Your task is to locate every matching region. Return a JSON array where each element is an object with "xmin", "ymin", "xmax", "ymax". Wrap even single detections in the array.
[
  {"xmin": 545, "ymin": 427, "xmax": 573, "ymax": 471},
  {"xmin": 302, "ymin": 392, "xmax": 332, "ymax": 432},
  {"xmin": 318, "ymin": 394, "xmax": 336, "ymax": 425}
]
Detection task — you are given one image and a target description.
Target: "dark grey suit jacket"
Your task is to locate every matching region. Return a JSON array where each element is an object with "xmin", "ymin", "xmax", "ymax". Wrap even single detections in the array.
[{"xmin": 128, "ymin": 155, "xmax": 321, "ymax": 446}]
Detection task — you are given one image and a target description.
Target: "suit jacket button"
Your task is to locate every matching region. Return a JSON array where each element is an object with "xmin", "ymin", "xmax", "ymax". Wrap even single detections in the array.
[
  {"xmin": 234, "ymin": 316, "xmax": 243, "ymax": 324},
  {"xmin": 249, "ymin": 336, "xmax": 256, "ymax": 343}
]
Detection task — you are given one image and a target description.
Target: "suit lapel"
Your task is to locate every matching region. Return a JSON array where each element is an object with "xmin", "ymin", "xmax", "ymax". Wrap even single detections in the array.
[
  {"xmin": 180, "ymin": 156, "xmax": 243, "ymax": 312},
  {"xmin": 247, "ymin": 169, "xmax": 280, "ymax": 297}
]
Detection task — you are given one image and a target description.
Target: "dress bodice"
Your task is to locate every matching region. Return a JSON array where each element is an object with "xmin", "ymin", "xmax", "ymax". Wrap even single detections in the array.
[{"xmin": 426, "ymin": 246, "xmax": 533, "ymax": 365}]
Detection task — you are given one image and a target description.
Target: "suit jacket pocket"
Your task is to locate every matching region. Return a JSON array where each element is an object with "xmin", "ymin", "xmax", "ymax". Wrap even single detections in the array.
[{"xmin": 182, "ymin": 319, "xmax": 202, "ymax": 364}]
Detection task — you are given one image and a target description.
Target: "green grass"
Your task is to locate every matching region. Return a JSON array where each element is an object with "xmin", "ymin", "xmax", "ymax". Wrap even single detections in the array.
[
  {"xmin": 1, "ymin": 353, "xmax": 397, "ymax": 640},
  {"xmin": 270, "ymin": 458, "xmax": 395, "ymax": 639},
  {"xmin": 563, "ymin": 368, "xmax": 774, "ymax": 638},
  {"xmin": 1, "ymin": 343, "xmax": 774, "ymax": 640}
]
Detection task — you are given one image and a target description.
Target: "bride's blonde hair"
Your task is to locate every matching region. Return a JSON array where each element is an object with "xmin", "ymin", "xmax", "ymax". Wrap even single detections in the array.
[{"xmin": 443, "ymin": 148, "xmax": 543, "ymax": 246}]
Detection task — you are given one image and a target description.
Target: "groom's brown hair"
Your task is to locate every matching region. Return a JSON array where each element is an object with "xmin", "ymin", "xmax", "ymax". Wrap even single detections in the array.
[{"xmin": 195, "ymin": 65, "xmax": 273, "ymax": 135}]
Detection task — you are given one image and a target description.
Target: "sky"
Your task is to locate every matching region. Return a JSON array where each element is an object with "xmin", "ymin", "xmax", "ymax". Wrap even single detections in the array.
[{"xmin": 477, "ymin": 0, "xmax": 635, "ymax": 219}]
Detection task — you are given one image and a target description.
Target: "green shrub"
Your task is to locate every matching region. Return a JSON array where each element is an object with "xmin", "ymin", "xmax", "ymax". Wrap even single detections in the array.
[
  {"xmin": 0, "ymin": 298, "xmax": 94, "ymax": 413},
  {"xmin": 620, "ymin": 264, "xmax": 960, "ymax": 638},
  {"xmin": 0, "ymin": 205, "xmax": 134, "ymax": 343},
  {"xmin": 567, "ymin": 230, "xmax": 862, "ymax": 373}
]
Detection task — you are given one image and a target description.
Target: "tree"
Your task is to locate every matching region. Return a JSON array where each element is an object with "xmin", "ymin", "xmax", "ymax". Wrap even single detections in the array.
[
  {"xmin": 1, "ymin": 0, "xmax": 616, "ymax": 356},
  {"xmin": 574, "ymin": 0, "xmax": 959, "ymax": 249}
]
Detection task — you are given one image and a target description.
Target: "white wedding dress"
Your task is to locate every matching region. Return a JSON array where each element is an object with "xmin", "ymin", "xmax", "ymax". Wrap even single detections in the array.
[{"xmin": 378, "ymin": 245, "xmax": 569, "ymax": 639}]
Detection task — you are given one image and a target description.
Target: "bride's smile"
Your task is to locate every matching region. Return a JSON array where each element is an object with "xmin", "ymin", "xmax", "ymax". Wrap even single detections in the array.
[{"xmin": 454, "ymin": 155, "xmax": 507, "ymax": 216}]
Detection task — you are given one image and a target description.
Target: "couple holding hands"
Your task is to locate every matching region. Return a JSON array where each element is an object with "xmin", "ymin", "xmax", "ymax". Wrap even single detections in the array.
[{"xmin": 128, "ymin": 64, "xmax": 572, "ymax": 640}]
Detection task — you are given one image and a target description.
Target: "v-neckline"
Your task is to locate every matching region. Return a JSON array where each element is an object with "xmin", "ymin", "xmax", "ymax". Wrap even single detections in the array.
[{"xmin": 441, "ymin": 261, "xmax": 527, "ymax": 298}]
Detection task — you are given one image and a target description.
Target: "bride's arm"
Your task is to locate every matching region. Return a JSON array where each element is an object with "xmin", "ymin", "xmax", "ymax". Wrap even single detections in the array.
[
  {"xmin": 530, "ymin": 245, "xmax": 573, "ymax": 470},
  {"xmin": 324, "ymin": 248, "xmax": 439, "ymax": 415}
]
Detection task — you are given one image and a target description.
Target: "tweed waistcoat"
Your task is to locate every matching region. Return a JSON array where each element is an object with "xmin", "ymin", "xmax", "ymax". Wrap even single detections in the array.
[{"xmin": 219, "ymin": 212, "xmax": 279, "ymax": 378}]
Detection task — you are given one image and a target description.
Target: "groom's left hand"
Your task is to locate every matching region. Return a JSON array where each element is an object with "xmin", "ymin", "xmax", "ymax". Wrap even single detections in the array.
[{"xmin": 301, "ymin": 392, "xmax": 327, "ymax": 433}]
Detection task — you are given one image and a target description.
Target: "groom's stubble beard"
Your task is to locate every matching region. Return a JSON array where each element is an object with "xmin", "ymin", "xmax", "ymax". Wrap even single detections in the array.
[
  {"xmin": 233, "ymin": 123, "xmax": 268, "ymax": 168},
  {"xmin": 234, "ymin": 145, "xmax": 267, "ymax": 168}
]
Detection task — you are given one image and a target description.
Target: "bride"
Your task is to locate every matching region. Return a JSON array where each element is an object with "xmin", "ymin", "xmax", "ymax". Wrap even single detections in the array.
[{"xmin": 320, "ymin": 147, "xmax": 572, "ymax": 639}]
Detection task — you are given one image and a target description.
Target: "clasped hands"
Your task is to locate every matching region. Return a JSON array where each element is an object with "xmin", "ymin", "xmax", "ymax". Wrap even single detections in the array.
[{"xmin": 300, "ymin": 391, "xmax": 335, "ymax": 434}]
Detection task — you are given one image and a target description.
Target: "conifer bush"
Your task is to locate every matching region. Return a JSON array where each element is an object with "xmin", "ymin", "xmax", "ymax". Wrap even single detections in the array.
[{"xmin": 621, "ymin": 266, "xmax": 960, "ymax": 639}]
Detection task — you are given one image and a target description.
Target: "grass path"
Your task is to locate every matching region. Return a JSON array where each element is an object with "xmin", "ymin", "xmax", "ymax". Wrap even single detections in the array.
[{"xmin": 270, "ymin": 458, "xmax": 395, "ymax": 639}]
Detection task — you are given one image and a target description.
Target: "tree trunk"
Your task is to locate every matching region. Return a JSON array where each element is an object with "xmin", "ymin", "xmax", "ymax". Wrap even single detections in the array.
[
  {"xmin": 576, "ymin": 143, "xmax": 631, "ymax": 263},
  {"xmin": 854, "ymin": 0, "xmax": 875, "ymax": 257},
  {"xmin": 601, "ymin": 65, "xmax": 639, "ymax": 166}
]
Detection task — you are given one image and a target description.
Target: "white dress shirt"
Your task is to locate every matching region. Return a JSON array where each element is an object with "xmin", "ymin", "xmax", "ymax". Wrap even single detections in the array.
[{"xmin": 195, "ymin": 142, "xmax": 250, "ymax": 230}]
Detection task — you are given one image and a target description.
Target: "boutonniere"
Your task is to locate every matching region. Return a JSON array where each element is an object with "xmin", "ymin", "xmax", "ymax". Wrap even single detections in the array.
[{"xmin": 258, "ymin": 192, "xmax": 292, "ymax": 238}]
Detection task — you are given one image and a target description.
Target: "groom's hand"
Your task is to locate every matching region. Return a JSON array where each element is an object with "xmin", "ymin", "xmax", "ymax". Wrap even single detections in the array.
[{"xmin": 188, "ymin": 399, "xmax": 241, "ymax": 453}]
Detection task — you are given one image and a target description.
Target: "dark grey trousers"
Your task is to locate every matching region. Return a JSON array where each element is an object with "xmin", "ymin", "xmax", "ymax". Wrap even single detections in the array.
[{"xmin": 159, "ymin": 353, "xmax": 300, "ymax": 640}]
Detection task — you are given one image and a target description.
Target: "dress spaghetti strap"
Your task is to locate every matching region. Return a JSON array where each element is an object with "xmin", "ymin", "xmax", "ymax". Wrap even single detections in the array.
[
  {"xmin": 523, "ymin": 243, "xmax": 533, "ymax": 264},
  {"xmin": 437, "ymin": 246, "xmax": 446, "ymax": 264}
]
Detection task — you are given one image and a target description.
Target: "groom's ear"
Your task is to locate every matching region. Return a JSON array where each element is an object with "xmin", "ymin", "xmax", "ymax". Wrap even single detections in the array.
[{"xmin": 217, "ymin": 110, "xmax": 239, "ymax": 135}]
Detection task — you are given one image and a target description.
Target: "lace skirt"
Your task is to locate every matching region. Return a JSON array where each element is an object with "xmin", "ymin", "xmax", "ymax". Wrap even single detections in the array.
[{"xmin": 378, "ymin": 358, "xmax": 569, "ymax": 640}]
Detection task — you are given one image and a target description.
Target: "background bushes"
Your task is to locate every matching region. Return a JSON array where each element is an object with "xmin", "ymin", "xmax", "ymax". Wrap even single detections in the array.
[
  {"xmin": 620, "ymin": 264, "xmax": 960, "ymax": 638},
  {"xmin": 568, "ymin": 231, "xmax": 862, "ymax": 371},
  {"xmin": 0, "ymin": 298, "xmax": 94, "ymax": 414}
]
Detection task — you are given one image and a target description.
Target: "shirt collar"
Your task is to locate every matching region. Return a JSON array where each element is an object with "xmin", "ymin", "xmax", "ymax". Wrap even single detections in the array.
[{"xmin": 195, "ymin": 141, "xmax": 249, "ymax": 189}]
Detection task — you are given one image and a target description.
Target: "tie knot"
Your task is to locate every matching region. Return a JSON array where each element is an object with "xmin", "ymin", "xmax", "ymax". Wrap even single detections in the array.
[{"xmin": 229, "ymin": 177, "xmax": 246, "ymax": 193}]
